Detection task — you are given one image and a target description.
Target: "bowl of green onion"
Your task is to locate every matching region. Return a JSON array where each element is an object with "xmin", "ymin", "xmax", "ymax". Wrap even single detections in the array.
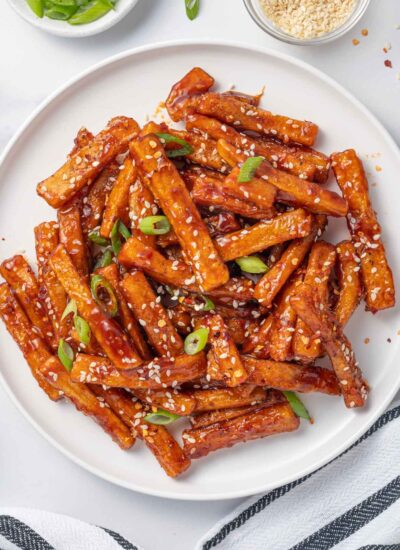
[{"xmin": 7, "ymin": 0, "xmax": 140, "ymax": 37}]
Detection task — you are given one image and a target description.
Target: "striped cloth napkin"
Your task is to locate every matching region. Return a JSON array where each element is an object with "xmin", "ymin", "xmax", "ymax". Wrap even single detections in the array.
[{"xmin": 1, "ymin": 400, "xmax": 400, "ymax": 550}]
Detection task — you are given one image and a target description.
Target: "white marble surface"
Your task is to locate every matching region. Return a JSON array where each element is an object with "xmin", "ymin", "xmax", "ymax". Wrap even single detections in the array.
[{"xmin": 0, "ymin": 1, "xmax": 399, "ymax": 549}]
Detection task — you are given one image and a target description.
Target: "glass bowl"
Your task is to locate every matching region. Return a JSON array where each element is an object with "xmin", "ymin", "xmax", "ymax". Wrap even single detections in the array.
[{"xmin": 243, "ymin": 0, "xmax": 371, "ymax": 45}]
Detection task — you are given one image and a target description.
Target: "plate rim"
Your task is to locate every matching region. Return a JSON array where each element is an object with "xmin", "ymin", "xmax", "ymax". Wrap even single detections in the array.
[{"xmin": 1, "ymin": 39, "xmax": 399, "ymax": 501}]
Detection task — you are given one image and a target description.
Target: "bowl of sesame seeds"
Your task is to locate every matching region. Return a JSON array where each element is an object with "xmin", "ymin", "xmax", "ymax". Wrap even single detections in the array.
[{"xmin": 243, "ymin": 0, "xmax": 371, "ymax": 45}]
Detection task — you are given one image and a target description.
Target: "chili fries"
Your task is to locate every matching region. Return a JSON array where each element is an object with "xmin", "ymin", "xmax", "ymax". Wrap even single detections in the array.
[{"xmin": 0, "ymin": 68, "xmax": 394, "ymax": 477}]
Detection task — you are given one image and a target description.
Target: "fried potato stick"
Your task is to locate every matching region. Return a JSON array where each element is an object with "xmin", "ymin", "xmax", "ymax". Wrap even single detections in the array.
[
  {"xmin": 190, "ymin": 93, "xmax": 318, "ymax": 146},
  {"xmin": 331, "ymin": 149, "xmax": 395, "ymax": 312},
  {"xmin": 254, "ymin": 215, "xmax": 326, "ymax": 306},
  {"xmin": 290, "ymin": 283, "xmax": 368, "ymax": 407},
  {"xmin": 90, "ymin": 386, "xmax": 191, "ymax": 477},
  {"xmin": 0, "ymin": 283, "xmax": 60, "ymax": 401},
  {"xmin": 214, "ymin": 209, "xmax": 313, "ymax": 262},
  {"xmin": 0, "ymin": 255, "xmax": 56, "ymax": 350},
  {"xmin": 335, "ymin": 240, "xmax": 362, "ymax": 326},
  {"xmin": 37, "ymin": 117, "xmax": 139, "ymax": 208},
  {"xmin": 41, "ymin": 356, "xmax": 134, "ymax": 449},
  {"xmin": 182, "ymin": 402, "xmax": 299, "ymax": 459},
  {"xmin": 121, "ymin": 271, "xmax": 183, "ymax": 357},
  {"xmin": 130, "ymin": 135, "xmax": 229, "ymax": 291},
  {"xmin": 50, "ymin": 244, "xmax": 142, "ymax": 369},
  {"xmin": 244, "ymin": 355, "xmax": 341, "ymax": 395},
  {"xmin": 71, "ymin": 352, "xmax": 207, "ymax": 390}
]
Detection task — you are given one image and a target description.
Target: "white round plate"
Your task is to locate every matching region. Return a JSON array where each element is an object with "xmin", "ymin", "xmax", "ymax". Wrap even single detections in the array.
[
  {"xmin": 7, "ymin": 0, "xmax": 139, "ymax": 38},
  {"xmin": 0, "ymin": 41, "xmax": 399, "ymax": 500}
]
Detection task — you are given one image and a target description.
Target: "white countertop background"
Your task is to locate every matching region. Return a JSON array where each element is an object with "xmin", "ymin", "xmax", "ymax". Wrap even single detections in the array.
[{"xmin": 0, "ymin": 1, "xmax": 399, "ymax": 548}]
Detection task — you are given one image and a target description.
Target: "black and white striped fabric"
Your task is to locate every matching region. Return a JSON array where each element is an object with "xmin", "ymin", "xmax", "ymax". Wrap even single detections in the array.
[
  {"xmin": 0, "ymin": 509, "xmax": 140, "ymax": 550},
  {"xmin": 1, "ymin": 401, "xmax": 400, "ymax": 550},
  {"xmin": 197, "ymin": 400, "xmax": 400, "ymax": 550}
]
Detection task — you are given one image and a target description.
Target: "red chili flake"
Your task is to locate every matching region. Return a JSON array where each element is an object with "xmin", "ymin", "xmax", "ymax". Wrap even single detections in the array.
[{"xmin": 384, "ymin": 59, "xmax": 393, "ymax": 68}]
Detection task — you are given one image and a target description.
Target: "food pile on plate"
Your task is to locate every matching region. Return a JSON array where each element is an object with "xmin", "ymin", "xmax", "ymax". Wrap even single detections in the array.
[{"xmin": 0, "ymin": 67, "xmax": 394, "ymax": 477}]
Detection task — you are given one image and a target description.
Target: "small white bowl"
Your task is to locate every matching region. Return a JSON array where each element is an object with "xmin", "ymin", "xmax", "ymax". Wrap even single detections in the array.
[
  {"xmin": 7, "ymin": 0, "xmax": 140, "ymax": 37},
  {"xmin": 243, "ymin": 0, "xmax": 371, "ymax": 45}
]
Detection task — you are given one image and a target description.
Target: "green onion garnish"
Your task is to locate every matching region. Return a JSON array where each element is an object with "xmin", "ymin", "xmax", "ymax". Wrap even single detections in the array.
[
  {"xmin": 283, "ymin": 391, "xmax": 312, "ymax": 422},
  {"xmin": 74, "ymin": 315, "xmax": 91, "ymax": 345},
  {"xmin": 201, "ymin": 296, "xmax": 215, "ymax": 312},
  {"xmin": 58, "ymin": 339, "xmax": 75, "ymax": 371},
  {"xmin": 184, "ymin": 328, "xmax": 209, "ymax": 355},
  {"xmin": 139, "ymin": 215, "xmax": 171, "ymax": 236},
  {"xmin": 237, "ymin": 156, "xmax": 264, "ymax": 183},
  {"xmin": 94, "ymin": 248, "xmax": 114, "ymax": 270},
  {"xmin": 90, "ymin": 274, "xmax": 119, "ymax": 317},
  {"xmin": 45, "ymin": 4, "xmax": 77, "ymax": 19},
  {"xmin": 183, "ymin": 294, "xmax": 215, "ymax": 312},
  {"xmin": 68, "ymin": 0, "xmax": 114, "ymax": 25},
  {"xmin": 89, "ymin": 229, "xmax": 109, "ymax": 247},
  {"xmin": 235, "ymin": 256, "xmax": 269, "ymax": 274},
  {"xmin": 155, "ymin": 133, "xmax": 194, "ymax": 158},
  {"xmin": 26, "ymin": 0, "xmax": 44, "ymax": 17},
  {"xmin": 111, "ymin": 219, "xmax": 131, "ymax": 255},
  {"xmin": 144, "ymin": 409, "xmax": 181, "ymax": 425},
  {"xmin": 184, "ymin": 0, "xmax": 200, "ymax": 20},
  {"xmin": 61, "ymin": 299, "xmax": 77, "ymax": 321},
  {"xmin": 118, "ymin": 220, "xmax": 131, "ymax": 240}
]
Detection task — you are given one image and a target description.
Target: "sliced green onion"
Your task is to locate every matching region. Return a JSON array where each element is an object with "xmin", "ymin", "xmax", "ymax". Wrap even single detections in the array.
[
  {"xmin": 51, "ymin": 0, "xmax": 76, "ymax": 5},
  {"xmin": 183, "ymin": 295, "xmax": 215, "ymax": 312},
  {"xmin": 61, "ymin": 299, "xmax": 77, "ymax": 321},
  {"xmin": 283, "ymin": 391, "xmax": 312, "ymax": 422},
  {"xmin": 26, "ymin": 0, "xmax": 44, "ymax": 17},
  {"xmin": 201, "ymin": 296, "xmax": 215, "ymax": 312},
  {"xmin": 89, "ymin": 229, "xmax": 109, "ymax": 247},
  {"xmin": 118, "ymin": 220, "xmax": 132, "ymax": 240},
  {"xmin": 74, "ymin": 315, "xmax": 91, "ymax": 345},
  {"xmin": 111, "ymin": 219, "xmax": 131, "ymax": 255},
  {"xmin": 235, "ymin": 256, "xmax": 269, "ymax": 274},
  {"xmin": 58, "ymin": 339, "xmax": 75, "ymax": 371},
  {"xmin": 237, "ymin": 156, "xmax": 264, "ymax": 183},
  {"xmin": 90, "ymin": 274, "xmax": 118, "ymax": 317},
  {"xmin": 94, "ymin": 248, "xmax": 114, "ymax": 270},
  {"xmin": 155, "ymin": 133, "xmax": 194, "ymax": 158},
  {"xmin": 139, "ymin": 215, "xmax": 171, "ymax": 236},
  {"xmin": 144, "ymin": 409, "xmax": 181, "ymax": 425},
  {"xmin": 184, "ymin": 328, "xmax": 209, "ymax": 355},
  {"xmin": 184, "ymin": 0, "xmax": 200, "ymax": 20},
  {"xmin": 45, "ymin": 3, "xmax": 78, "ymax": 19},
  {"xmin": 68, "ymin": 0, "xmax": 113, "ymax": 25}
]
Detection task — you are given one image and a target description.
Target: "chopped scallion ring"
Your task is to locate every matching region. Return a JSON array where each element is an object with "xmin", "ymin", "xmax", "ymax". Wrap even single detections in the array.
[
  {"xmin": 90, "ymin": 274, "xmax": 119, "ymax": 317},
  {"xmin": 235, "ymin": 256, "xmax": 269, "ymax": 274},
  {"xmin": 57, "ymin": 339, "xmax": 75, "ymax": 371},
  {"xmin": 283, "ymin": 391, "xmax": 312, "ymax": 422},
  {"xmin": 201, "ymin": 296, "xmax": 215, "ymax": 312},
  {"xmin": 144, "ymin": 409, "xmax": 181, "ymax": 425},
  {"xmin": 155, "ymin": 133, "xmax": 194, "ymax": 158},
  {"xmin": 74, "ymin": 315, "xmax": 91, "ymax": 345},
  {"xmin": 184, "ymin": 0, "xmax": 200, "ymax": 20},
  {"xmin": 88, "ymin": 229, "xmax": 109, "ymax": 247},
  {"xmin": 183, "ymin": 294, "xmax": 215, "ymax": 312},
  {"xmin": 61, "ymin": 299, "xmax": 77, "ymax": 321},
  {"xmin": 111, "ymin": 219, "xmax": 131, "ymax": 255},
  {"xmin": 237, "ymin": 156, "xmax": 264, "ymax": 183},
  {"xmin": 184, "ymin": 328, "xmax": 209, "ymax": 355},
  {"xmin": 139, "ymin": 215, "xmax": 171, "ymax": 236},
  {"xmin": 94, "ymin": 248, "xmax": 114, "ymax": 270}
]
